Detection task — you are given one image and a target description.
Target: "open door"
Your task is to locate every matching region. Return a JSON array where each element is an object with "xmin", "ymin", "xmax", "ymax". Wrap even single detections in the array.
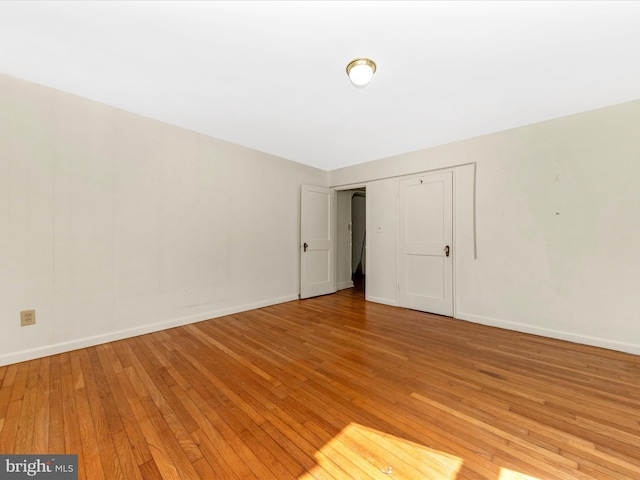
[{"xmin": 300, "ymin": 185, "xmax": 336, "ymax": 299}]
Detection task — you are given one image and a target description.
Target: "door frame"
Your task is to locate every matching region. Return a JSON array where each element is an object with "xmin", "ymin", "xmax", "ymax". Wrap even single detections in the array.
[{"xmin": 334, "ymin": 184, "xmax": 367, "ymax": 294}]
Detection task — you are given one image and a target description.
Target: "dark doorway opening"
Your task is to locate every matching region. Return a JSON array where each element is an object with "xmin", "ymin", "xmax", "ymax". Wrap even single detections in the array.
[{"xmin": 351, "ymin": 190, "xmax": 366, "ymax": 295}]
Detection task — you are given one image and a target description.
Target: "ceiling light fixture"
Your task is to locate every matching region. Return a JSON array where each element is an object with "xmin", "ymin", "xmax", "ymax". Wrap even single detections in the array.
[{"xmin": 346, "ymin": 58, "xmax": 376, "ymax": 88}]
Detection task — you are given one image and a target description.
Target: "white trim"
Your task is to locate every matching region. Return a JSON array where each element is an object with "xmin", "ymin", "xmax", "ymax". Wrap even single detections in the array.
[
  {"xmin": 338, "ymin": 281, "xmax": 355, "ymax": 290},
  {"xmin": 456, "ymin": 311, "xmax": 640, "ymax": 356},
  {"xmin": 333, "ymin": 182, "xmax": 367, "ymax": 192},
  {"xmin": 366, "ymin": 295, "xmax": 398, "ymax": 307},
  {"xmin": 451, "ymin": 168, "xmax": 457, "ymax": 319},
  {"xmin": 0, "ymin": 294, "xmax": 298, "ymax": 367}
]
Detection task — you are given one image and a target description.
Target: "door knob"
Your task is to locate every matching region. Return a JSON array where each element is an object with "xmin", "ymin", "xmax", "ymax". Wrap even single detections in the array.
[
  {"xmin": 445, "ymin": 245, "xmax": 450, "ymax": 257},
  {"xmin": 303, "ymin": 242, "xmax": 309, "ymax": 252}
]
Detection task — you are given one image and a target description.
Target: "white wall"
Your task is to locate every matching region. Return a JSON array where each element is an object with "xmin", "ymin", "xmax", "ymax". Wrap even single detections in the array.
[
  {"xmin": 330, "ymin": 100, "xmax": 640, "ymax": 354},
  {"xmin": 0, "ymin": 73, "xmax": 327, "ymax": 366}
]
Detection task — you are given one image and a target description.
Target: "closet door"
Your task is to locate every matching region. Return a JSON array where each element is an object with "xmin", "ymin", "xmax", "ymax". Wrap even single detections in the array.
[{"xmin": 398, "ymin": 171, "xmax": 453, "ymax": 316}]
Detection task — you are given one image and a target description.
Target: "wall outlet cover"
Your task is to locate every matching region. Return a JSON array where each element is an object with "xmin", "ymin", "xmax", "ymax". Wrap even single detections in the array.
[{"xmin": 20, "ymin": 309, "xmax": 36, "ymax": 327}]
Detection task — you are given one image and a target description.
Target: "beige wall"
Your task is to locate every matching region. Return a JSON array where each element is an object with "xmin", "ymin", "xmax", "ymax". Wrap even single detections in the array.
[
  {"xmin": 0, "ymin": 73, "xmax": 327, "ymax": 366},
  {"xmin": 330, "ymin": 100, "xmax": 640, "ymax": 354}
]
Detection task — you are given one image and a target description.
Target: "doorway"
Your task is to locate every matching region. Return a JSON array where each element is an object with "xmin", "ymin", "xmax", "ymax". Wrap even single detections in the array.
[
  {"xmin": 351, "ymin": 191, "xmax": 366, "ymax": 293},
  {"xmin": 336, "ymin": 188, "xmax": 366, "ymax": 296}
]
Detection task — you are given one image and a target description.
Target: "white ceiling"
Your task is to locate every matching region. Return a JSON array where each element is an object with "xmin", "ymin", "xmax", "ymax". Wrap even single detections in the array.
[{"xmin": 2, "ymin": 1, "xmax": 640, "ymax": 171}]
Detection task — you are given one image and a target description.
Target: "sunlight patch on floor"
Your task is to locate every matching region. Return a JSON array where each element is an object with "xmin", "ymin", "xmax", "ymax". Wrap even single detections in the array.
[
  {"xmin": 299, "ymin": 422, "xmax": 463, "ymax": 479},
  {"xmin": 499, "ymin": 468, "xmax": 540, "ymax": 480}
]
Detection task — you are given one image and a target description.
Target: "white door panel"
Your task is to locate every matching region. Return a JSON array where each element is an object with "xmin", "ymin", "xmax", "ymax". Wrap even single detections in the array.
[
  {"xmin": 398, "ymin": 171, "xmax": 453, "ymax": 316},
  {"xmin": 300, "ymin": 185, "xmax": 335, "ymax": 299}
]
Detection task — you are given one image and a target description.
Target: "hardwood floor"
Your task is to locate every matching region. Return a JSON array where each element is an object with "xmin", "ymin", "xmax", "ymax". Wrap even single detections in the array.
[{"xmin": 1, "ymin": 289, "xmax": 639, "ymax": 479}]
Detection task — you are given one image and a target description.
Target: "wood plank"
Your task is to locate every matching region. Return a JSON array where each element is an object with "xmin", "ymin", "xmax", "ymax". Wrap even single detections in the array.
[
  {"xmin": 93, "ymin": 344, "xmax": 144, "ymax": 480},
  {"xmin": 81, "ymin": 348, "xmax": 127, "ymax": 480},
  {"xmin": 116, "ymin": 339, "xmax": 203, "ymax": 480},
  {"xmin": 0, "ymin": 400, "xmax": 22, "ymax": 454},
  {"xmin": 58, "ymin": 354, "xmax": 81, "ymax": 459},
  {"xmin": 0, "ymin": 363, "xmax": 19, "ymax": 421},
  {"xmin": 47, "ymin": 355, "xmax": 65, "ymax": 454},
  {"xmin": 116, "ymin": 365, "xmax": 185, "ymax": 480},
  {"xmin": 74, "ymin": 382, "xmax": 105, "ymax": 479},
  {"xmin": 13, "ymin": 359, "xmax": 40, "ymax": 453},
  {"xmin": 32, "ymin": 356, "xmax": 50, "ymax": 454}
]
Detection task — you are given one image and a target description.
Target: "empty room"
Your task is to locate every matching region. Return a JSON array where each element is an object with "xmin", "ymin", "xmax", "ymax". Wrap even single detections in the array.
[{"xmin": 1, "ymin": 2, "xmax": 639, "ymax": 479}]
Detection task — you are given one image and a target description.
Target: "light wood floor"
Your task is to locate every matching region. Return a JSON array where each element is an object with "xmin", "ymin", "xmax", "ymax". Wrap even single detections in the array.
[{"xmin": 1, "ymin": 289, "xmax": 639, "ymax": 479}]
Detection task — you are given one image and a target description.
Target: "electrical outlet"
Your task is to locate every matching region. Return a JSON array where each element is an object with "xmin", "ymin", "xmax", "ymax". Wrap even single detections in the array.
[{"xmin": 20, "ymin": 309, "xmax": 36, "ymax": 327}]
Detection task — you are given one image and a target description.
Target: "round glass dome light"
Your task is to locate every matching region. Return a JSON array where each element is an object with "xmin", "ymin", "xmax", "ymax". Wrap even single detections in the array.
[{"xmin": 346, "ymin": 58, "xmax": 376, "ymax": 88}]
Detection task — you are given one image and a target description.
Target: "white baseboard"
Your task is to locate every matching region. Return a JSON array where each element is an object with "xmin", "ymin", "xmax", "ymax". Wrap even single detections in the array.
[
  {"xmin": 0, "ymin": 294, "xmax": 299, "ymax": 367},
  {"xmin": 456, "ymin": 311, "xmax": 640, "ymax": 356},
  {"xmin": 338, "ymin": 281, "xmax": 354, "ymax": 290},
  {"xmin": 366, "ymin": 295, "xmax": 398, "ymax": 307},
  {"xmin": 7, "ymin": 298, "xmax": 636, "ymax": 366}
]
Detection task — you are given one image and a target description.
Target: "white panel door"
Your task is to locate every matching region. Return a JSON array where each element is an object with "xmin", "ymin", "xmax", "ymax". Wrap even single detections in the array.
[
  {"xmin": 300, "ymin": 185, "xmax": 336, "ymax": 299},
  {"xmin": 398, "ymin": 171, "xmax": 453, "ymax": 316}
]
